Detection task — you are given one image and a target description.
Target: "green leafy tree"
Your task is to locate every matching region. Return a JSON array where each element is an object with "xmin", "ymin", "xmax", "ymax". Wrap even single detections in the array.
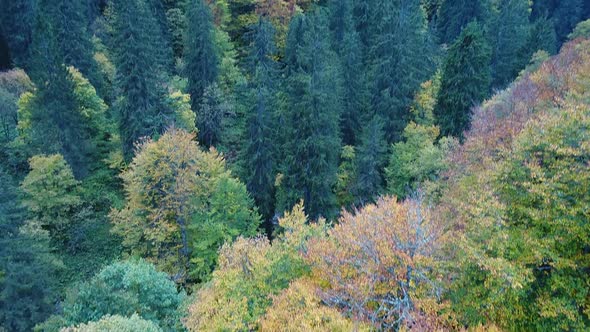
[
  {"xmin": 185, "ymin": 203, "xmax": 326, "ymax": 331},
  {"xmin": 279, "ymin": 11, "xmax": 342, "ymax": 220},
  {"xmin": 62, "ymin": 314, "xmax": 162, "ymax": 332},
  {"xmin": 111, "ymin": 128, "xmax": 259, "ymax": 284},
  {"xmin": 185, "ymin": 0, "xmax": 219, "ymax": 113},
  {"xmin": 20, "ymin": 154, "xmax": 82, "ymax": 246},
  {"xmin": 385, "ymin": 123, "xmax": 449, "ymax": 199},
  {"xmin": 44, "ymin": 259, "xmax": 186, "ymax": 331},
  {"xmin": 16, "ymin": 67, "xmax": 114, "ymax": 178},
  {"xmin": 435, "ymin": 22, "xmax": 491, "ymax": 138}
]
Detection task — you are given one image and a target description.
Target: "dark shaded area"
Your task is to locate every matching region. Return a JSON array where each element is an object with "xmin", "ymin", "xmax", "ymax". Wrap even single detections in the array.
[{"xmin": 0, "ymin": 28, "xmax": 11, "ymax": 70}]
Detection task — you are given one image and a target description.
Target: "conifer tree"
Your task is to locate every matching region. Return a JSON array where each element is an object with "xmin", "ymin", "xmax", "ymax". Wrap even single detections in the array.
[
  {"xmin": 435, "ymin": 22, "xmax": 491, "ymax": 138},
  {"xmin": 23, "ymin": 15, "xmax": 96, "ymax": 177},
  {"xmin": 553, "ymin": 0, "xmax": 584, "ymax": 44},
  {"xmin": 43, "ymin": 0, "xmax": 104, "ymax": 95},
  {"xmin": 241, "ymin": 18, "xmax": 278, "ymax": 224},
  {"xmin": 0, "ymin": 28, "xmax": 10, "ymax": 70},
  {"xmin": 524, "ymin": 16, "xmax": 558, "ymax": 56},
  {"xmin": 436, "ymin": 0, "xmax": 492, "ymax": 44},
  {"xmin": 372, "ymin": 0, "xmax": 434, "ymax": 142},
  {"xmin": 279, "ymin": 11, "xmax": 342, "ymax": 220},
  {"xmin": 352, "ymin": 115, "xmax": 387, "ymax": 206},
  {"xmin": 0, "ymin": 168, "xmax": 59, "ymax": 332},
  {"xmin": 490, "ymin": 0, "xmax": 530, "ymax": 88},
  {"xmin": 110, "ymin": 0, "xmax": 174, "ymax": 158},
  {"xmin": 185, "ymin": 0, "xmax": 219, "ymax": 113},
  {"xmin": 0, "ymin": 0, "xmax": 36, "ymax": 68}
]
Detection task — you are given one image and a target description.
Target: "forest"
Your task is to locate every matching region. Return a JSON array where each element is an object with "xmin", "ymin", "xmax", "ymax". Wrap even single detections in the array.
[{"xmin": 1, "ymin": 0, "xmax": 590, "ymax": 331}]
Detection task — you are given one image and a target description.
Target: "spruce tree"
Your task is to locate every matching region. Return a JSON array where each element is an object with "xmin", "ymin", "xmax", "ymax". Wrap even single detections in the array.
[
  {"xmin": 553, "ymin": 0, "xmax": 584, "ymax": 44},
  {"xmin": 436, "ymin": 0, "xmax": 492, "ymax": 44},
  {"xmin": 241, "ymin": 18, "xmax": 278, "ymax": 224},
  {"xmin": 0, "ymin": 0, "xmax": 36, "ymax": 68},
  {"xmin": 44, "ymin": 0, "xmax": 104, "ymax": 95},
  {"xmin": 352, "ymin": 115, "xmax": 387, "ymax": 206},
  {"xmin": 279, "ymin": 11, "xmax": 342, "ymax": 220},
  {"xmin": 24, "ymin": 14, "xmax": 94, "ymax": 177},
  {"xmin": 490, "ymin": 0, "xmax": 530, "ymax": 88},
  {"xmin": 435, "ymin": 22, "xmax": 491, "ymax": 138},
  {"xmin": 372, "ymin": 0, "xmax": 434, "ymax": 142},
  {"xmin": 110, "ymin": 0, "xmax": 173, "ymax": 158},
  {"xmin": 185, "ymin": 0, "xmax": 219, "ymax": 114}
]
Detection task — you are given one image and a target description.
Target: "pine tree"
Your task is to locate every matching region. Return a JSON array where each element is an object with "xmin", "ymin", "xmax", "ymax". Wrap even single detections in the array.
[
  {"xmin": 197, "ymin": 83, "xmax": 232, "ymax": 147},
  {"xmin": 490, "ymin": 0, "xmax": 530, "ymax": 88},
  {"xmin": 110, "ymin": 0, "xmax": 173, "ymax": 158},
  {"xmin": 372, "ymin": 0, "xmax": 434, "ymax": 142},
  {"xmin": 352, "ymin": 114, "xmax": 387, "ymax": 206},
  {"xmin": 435, "ymin": 22, "xmax": 491, "ymax": 138},
  {"xmin": 436, "ymin": 0, "xmax": 492, "ymax": 44},
  {"xmin": 279, "ymin": 11, "xmax": 342, "ymax": 220},
  {"xmin": 185, "ymin": 0, "xmax": 219, "ymax": 114},
  {"xmin": 241, "ymin": 18, "xmax": 278, "ymax": 224}
]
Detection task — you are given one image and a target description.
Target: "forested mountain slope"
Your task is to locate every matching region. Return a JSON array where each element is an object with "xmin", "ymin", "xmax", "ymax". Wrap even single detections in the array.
[{"xmin": 1, "ymin": 1, "xmax": 589, "ymax": 331}]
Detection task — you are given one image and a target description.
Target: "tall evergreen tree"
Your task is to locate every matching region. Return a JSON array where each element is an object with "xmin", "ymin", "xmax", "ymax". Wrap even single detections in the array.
[
  {"xmin": 43, "ymin": 0, "xmax": 104, "ymax": 95},
  {"xmin": 241, "ymin": 18, "xmax": 278, "ymax": 225},
  {"xmin": 553, "ymin": 0, "xmax": 584, "ymax": 44},
  {"xmin": 0, "ymin": 167, "xmax": 59, "ymax": 332},
  {"xmin": 23, "ymin": 14, "xmax": 94, "ymax": 177},
  {"xmin": 279, "ymin": 12, "xmax": 342, "ymax": 220},
  {"xmin": 185, "ymin": 0, "xmax": 219, "ymax": 115},
  {"xmin": 0, "ymin": 28, "xmax": 10, "ymax": 70},
  {"xmin": 436, "ymin": 0, "xmax": 492, "ymax": 44},
  {"xmin": 372, "ymin": 0, "xmax": 434, "ymax": 142},
  {"xmin": 490, "ymin": 0, "xmax": 530, "ymax": 88},
  {"xmin": 352, "ymin": 114, "xmax": 387, "ymax": 206},
  {"xmin": 435, "ymin": 22, "xmax": 491, "ymax": 138},
  {"xmin": 110, "ymin": 0, "xmax": 173, "ymax": 158},
  {"xmin": 0, "ymin": 0, "xmax": 36, "ymax": 68}
]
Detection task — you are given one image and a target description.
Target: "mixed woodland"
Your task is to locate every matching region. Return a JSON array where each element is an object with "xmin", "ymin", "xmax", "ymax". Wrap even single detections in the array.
[{"xmin": 1, "ymin": 0, "xmax": 590, "ymax": 330}]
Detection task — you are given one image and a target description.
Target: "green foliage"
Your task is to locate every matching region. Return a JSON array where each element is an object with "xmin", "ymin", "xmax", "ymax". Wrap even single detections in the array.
[
  {"xmin": 436, "ymin": 0, "xmax": 492, "ymax": 44},
  {"xmin": 42, "ymin": 259, "xmax": 185, "ymax": 331},
  {"xmin": 494, "ymin": 103, "xmax": 590, "ymax": 329},
  {"xmin": 185, "ymin": 203, "xmax": 326, "ymax": 331},
  {"xmin": 241, "ymin": 18, "xmax": 278, "ymax": 222},
  {"xmin": 335, "ymin": 145, "xmax": 356, "ymax": 209},
  {"xmin": 0, "ymin": 167, "xmax": 61, "ymax": 332},
  {"xmin": 185, "ymin": 0, "xmax": 219, "ymax": 113},
  {"xmin": 371, "ymin": 0, "xmax": 435, "ymax": 142},
  {"xmin": 62, "ymin": 314, "xmax": 162, "ymax": 332},
  {"xmin": 0, "ymin": 0, "xmax": 36, "ymax": 67},
  {"xmin": 435, "ymin": 22, "xmax": 491, "ymax": 138},
  {"xmin": 490, "ymin": 0, "xmax": 530, "ymax": 88},
  {"xmin": 196, "ymin": 83, "xmax": 232, "ymax": 147},
  {"xmin": 189, "ymin": 174, "xmax": 261, "ymax": 281},
  {"xmin": 111, "ymin": 128, "xmax": 259, "ymax": 283},
  {"xmin": 352, "ymin": 115, "xmax": 387, "ymax": 205},
  {"xmin": 385, "ymin": 122, "xmax": 450, "ymax": 199},
  {"xmin": 20, "ymin": 154, "xmax": 82, "ymax": 245},
  {"xmin": 569, "ymin": 19, "xmax": 590, "ymax": 41},
  {"xmin": 109, "ymin": 0, "xmax": 174, "ymax": 158},
  {"xmin": 279, "ymin": 12, "xmax": 342, "ymax": 220}
]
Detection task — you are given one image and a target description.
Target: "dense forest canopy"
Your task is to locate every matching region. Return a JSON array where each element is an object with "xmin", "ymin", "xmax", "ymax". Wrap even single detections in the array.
[{"xmin": 1, "ymin": 0, "xmax": 590, "ymax": 331}]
